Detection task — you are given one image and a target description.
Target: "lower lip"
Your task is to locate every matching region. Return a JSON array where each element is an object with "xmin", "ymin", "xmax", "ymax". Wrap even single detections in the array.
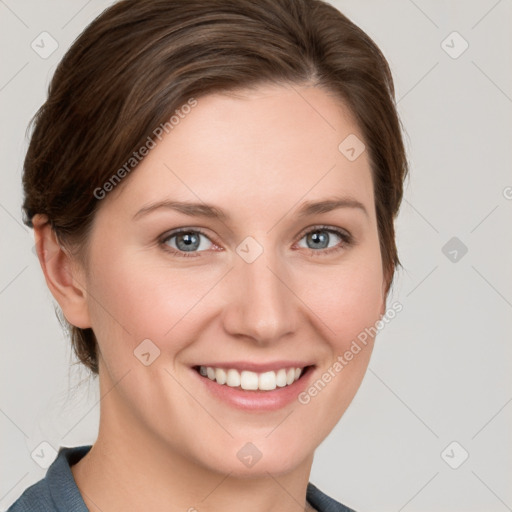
[{"xmin": 193, "ymin": 366, "xmax": 315, "ymax": 411}]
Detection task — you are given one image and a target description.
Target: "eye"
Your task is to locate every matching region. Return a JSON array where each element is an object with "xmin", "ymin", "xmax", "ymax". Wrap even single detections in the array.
[
  {"xmin": 160, "ymin": 228, "xmax": 215, "ymax": 257},
  {"xmin": 159, "ymin": 225, "xmax": 353, "ymax": 258},
  {"xmin": 295, "ymin": 225, "xmax": 353, "ymax": 256}
]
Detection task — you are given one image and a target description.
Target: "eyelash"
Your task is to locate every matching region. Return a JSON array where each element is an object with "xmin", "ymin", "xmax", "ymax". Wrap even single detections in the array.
[{"xmin": 159, "ymin": 225, "xmax": 354, "ymax": 258}]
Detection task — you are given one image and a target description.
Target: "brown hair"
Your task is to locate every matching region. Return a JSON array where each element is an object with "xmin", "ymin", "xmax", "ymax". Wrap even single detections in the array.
[{"xmin": 23, "ymin": 0, "xmax": 409, "ymax": 375}]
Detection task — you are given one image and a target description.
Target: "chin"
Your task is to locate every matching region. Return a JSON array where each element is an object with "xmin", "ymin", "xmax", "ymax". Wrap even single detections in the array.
[{"xmin": 192, "ymin": 435, "xmax": 313, "ymax": 478}]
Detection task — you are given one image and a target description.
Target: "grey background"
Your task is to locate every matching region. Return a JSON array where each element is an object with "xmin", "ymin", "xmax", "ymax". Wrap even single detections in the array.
[{"xmin": 1, "ymin": 1, "xmax": 511, "ymax": 511}]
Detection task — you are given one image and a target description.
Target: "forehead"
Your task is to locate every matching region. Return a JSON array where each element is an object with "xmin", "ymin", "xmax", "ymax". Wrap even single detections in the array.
[{"xmin": 100, "ymin": 84, "xmax": 374, "ymax": 222}]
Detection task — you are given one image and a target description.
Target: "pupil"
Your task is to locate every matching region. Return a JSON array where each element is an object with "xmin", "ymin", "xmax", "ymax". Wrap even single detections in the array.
[
  {"xmin": 309, "ymin": 231, "xmax": 328, "ymax": 249},
  {"xmin": 178, "ymin": 232, "xmax": 199, "ymax": 251}
]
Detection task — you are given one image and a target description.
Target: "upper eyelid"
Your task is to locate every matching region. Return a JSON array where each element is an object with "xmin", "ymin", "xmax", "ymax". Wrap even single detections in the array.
[
  {"xmin": 296, "ymin": 224, "xmax": 351, "ymax": 239},
  {"xmin": 160, "ymin": 227, "xmax": 215, "ymax": 245}
]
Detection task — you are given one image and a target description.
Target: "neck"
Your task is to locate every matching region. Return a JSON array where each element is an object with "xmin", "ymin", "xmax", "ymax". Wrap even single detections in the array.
[{"xmin": 71, "ymin": 388, "xmax": 315, "ymax": 512}]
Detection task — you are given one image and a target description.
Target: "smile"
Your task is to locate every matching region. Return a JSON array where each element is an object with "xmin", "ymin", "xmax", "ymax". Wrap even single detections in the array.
[
  {"xmin": 192, "ymin": 362, "xmax": 315, "ymax": 411},
  {"xmin": 197, "ymin": 365, "xmax": 305, "ymax": 391}
]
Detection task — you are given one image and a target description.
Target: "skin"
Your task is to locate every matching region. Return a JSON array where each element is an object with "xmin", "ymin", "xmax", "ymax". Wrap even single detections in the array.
[{"xmin": 34, "ymin": 83, "xmax": 387, "ymax": 512}]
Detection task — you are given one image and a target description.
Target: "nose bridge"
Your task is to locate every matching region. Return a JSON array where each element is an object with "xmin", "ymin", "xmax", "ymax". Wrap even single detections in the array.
[{"xmin": 223, "ymin": 240, "xmax": 296, "ymax": 343}]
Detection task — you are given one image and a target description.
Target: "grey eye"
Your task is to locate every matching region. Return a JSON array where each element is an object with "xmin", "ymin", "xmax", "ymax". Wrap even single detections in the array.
[
  {"xmin": 298, "ymin": 229, "xmax": 343, "ymax": 250},
  {"xmin": 164, "ymin": 231, "xmax": 212, "ymax": 253}
]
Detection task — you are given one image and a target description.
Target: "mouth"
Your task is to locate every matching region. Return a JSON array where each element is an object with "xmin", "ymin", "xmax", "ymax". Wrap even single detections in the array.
[{"xmin": 193, "ymin": 364, "xmax": 315, "ymax": 392}]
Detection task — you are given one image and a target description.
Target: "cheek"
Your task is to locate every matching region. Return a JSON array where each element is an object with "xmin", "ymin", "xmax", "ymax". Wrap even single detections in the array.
[
  {"xmin": 84, "ymin": 249, "xmax": 220, "ymax": 358},
  {"xmin": 85, "ymin": 226, "xmax": 384, "ymax": 367},
  {"xmin": 293, "ymin": 260, "xmax": 383, "ymax": 437},
  {"xmin": 304, "ymin": 255, "xmax": 384, "ymax": 350}
]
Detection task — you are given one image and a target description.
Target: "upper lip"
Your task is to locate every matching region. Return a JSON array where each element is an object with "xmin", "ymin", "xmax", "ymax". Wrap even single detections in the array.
[{"xmin": 194, "ymin": 361, "xmax": 315, "ymax": 372}]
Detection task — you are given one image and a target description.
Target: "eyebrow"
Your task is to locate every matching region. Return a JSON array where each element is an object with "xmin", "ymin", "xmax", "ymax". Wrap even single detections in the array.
[{"xmin": 133, "ymin": 196, "xmax": 369, "ymax": 221}]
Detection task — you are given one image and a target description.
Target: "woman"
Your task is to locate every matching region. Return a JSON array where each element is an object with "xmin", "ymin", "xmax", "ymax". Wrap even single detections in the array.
[{"xmin": 9, "ymin": 0, "xmax": 408, "ymax": 510}]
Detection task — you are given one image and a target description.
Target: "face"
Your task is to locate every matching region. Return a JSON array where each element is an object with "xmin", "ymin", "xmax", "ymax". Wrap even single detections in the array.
[{"xmin": 77, "ymin": 83, "xmax": 386, "ymax": 476}]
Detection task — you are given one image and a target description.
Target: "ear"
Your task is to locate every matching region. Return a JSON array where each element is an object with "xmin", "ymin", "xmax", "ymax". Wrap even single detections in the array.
[{"xmin": 32, "ymin": 214, "xmax": 91, "ymax": 329}]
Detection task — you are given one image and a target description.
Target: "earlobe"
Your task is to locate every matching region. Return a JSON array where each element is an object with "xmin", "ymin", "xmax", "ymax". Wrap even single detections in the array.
[{"xmin": 32, "ymin": 214, "xmax": 92, "ymax": 329}]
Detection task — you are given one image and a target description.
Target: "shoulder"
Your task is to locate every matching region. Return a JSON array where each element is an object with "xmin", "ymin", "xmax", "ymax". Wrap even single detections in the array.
[
  {"xmin": 6, "ymin": 478, "xmax": 53, "ymax": 512},
  {"xmin": 6, "ymin": 445, "xmax": 91, "ymax": 512},
  {"xmin": 307, "ymin": 482, "xmax": 357, "ymax": 512}
]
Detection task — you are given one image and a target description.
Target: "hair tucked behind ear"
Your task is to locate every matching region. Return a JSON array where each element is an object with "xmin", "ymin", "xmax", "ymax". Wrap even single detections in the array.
[{"xmin": 23, "ymin": 0, "xmax": 408, "ymax": 375}]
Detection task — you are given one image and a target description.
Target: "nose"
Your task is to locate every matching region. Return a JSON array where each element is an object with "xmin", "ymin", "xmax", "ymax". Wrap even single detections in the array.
[{"xmin": 221, "ymin": 244, "xmax": 298, "ymax": 345}]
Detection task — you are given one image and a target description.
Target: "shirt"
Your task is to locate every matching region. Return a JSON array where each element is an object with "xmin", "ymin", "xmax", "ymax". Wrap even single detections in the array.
[{"xmin": 7, "ymin": 445, "xmax": 356, "ymax": 512}]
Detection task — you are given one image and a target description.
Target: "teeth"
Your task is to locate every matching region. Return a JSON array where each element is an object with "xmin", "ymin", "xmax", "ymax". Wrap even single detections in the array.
[
  {"xmin": 198, "ymin": 365, "xmax": 305, "ymax": 391},
  {"xmin": 226, "ymin": 368, "xmax": 241, "ymax": 387},
  {"xmin": 240, "ymin": 371, "xmax": 259, "ymax": 390},
  {"xmin": 259, "ymin": 371, "xmax": 276, "ymax": 391},
  {"xmin": 215, "ymin": 368, "xmax": 227, "ymax": 385},
  {"xmin": 276, "ymin": 368, "xmax": 287, "ymax": 387}
]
